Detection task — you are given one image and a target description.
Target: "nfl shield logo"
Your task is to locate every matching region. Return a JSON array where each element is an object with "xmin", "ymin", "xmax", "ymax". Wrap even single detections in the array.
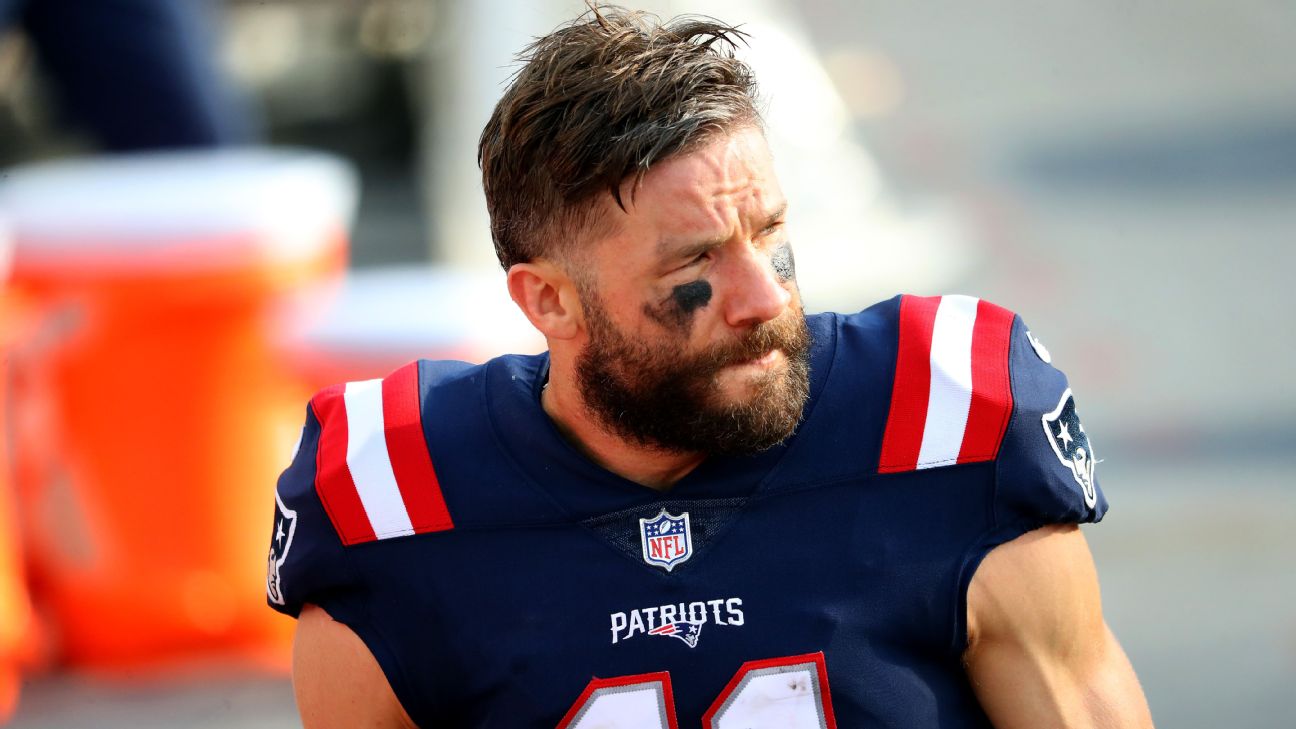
[{"xmin": 639, "ymin": 509, "xmax": 692, "ymax": 572}]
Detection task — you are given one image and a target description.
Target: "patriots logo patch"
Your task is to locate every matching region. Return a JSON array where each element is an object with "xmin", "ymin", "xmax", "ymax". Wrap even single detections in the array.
[
  {"xmin": 1042, "ymin": 388, "xmax": 1097, "ymax": 509},
  {"xmin": 266, "ymin": 489, "xmax": 297, "ymax": 605},
  {"xmin": 649, "ymin": 620, "xmax": 704, "ymax": 648}
]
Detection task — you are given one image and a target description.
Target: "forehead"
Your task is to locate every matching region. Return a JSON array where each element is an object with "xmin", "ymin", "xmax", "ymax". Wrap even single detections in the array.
[{"xmin": 607, "ymin": 127, "xmax": 783, "ymax": 250}]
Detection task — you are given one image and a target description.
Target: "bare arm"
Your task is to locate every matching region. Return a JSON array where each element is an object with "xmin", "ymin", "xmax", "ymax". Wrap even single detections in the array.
[
  {"xmin": 293, "ymin": 604, "xmax": 417, "ymax": 729},
  {"xmin": 964, "ymin": 524, "xmax": 1154, "ymax": 728}
]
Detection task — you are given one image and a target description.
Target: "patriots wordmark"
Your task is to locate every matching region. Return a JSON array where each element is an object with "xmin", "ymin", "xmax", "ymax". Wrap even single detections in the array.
[{"xmin": 610, "ymin": 597, "xmax": 745, "ymax": 647}]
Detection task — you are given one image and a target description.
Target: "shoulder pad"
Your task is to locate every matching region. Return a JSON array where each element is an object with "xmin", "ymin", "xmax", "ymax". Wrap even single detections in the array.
[
  {"xmin": 309, "ymin": 361, "xmax": 456, "ymax": 546},
  {"xmin": 875, "ymin": 294, "xmax": 1106, "ymax": 524}
]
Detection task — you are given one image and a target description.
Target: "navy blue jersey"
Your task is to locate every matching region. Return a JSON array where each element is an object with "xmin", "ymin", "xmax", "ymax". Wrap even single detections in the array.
[{"xmin": 267, "ymin": 294, "xmax": 1107, "ymax": 728}]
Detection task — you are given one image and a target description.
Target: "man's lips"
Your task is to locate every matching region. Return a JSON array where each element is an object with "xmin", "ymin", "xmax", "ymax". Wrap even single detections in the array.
[{"xmin": 726, "ymin": 349, "xmax": 780, "ymax": 369}]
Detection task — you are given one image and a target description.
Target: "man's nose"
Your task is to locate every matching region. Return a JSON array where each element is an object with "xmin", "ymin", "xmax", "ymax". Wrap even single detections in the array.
[{"xmin": 722, "ymin": 245, "xmax": 793, "ymax": 328}]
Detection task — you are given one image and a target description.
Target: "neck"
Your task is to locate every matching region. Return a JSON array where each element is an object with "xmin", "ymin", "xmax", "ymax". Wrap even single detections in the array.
[{"xmin": 542, "ymin": 353, "xmax": 704, "ymax": 491}]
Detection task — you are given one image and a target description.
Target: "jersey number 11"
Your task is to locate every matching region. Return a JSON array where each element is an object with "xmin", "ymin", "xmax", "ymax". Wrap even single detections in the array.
[{"xmin": 558, "ymin": 653, "xmax": 836, "ymax": 728}]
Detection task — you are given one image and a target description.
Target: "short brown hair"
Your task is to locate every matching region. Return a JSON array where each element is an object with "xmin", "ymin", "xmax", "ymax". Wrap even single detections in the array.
[{"xmin": 478, "ymin": 5, "xmax": 759, "ymax": 270}]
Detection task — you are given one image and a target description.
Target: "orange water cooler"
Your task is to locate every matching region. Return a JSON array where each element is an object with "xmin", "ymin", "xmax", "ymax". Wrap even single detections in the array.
[
  {"xmin": 275, "ymin": 265, "xmax": 543, "ymax": 392},
  {"xmin": 0, "ymin": 149, "xmax": 356, "ymax": 669},
  {"xmin": 0, "ymin": 218, "xmax": 38, "ymax": 718}
]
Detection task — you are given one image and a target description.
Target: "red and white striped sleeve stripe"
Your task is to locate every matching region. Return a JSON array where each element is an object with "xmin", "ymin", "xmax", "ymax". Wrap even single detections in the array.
[
  {"xmin": 878, "ymin": 294, "xmax": 1016, "ymax": 474},
  {"xmin": 311, "ymin": 362, "xmax": 454, "ymax": 545}
]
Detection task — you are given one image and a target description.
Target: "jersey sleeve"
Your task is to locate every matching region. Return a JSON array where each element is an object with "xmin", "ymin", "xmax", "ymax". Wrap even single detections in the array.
[
  {"xmin": 265, "ymin": 368, "xmax": 456, "ymax": 725},
  {"xmin": 993, "ymin": 313, "xmax": 1108, "ymax": 529},
  {"xmin": 265, "ymin": 401, "xmax": 357, "ymax": 618}
]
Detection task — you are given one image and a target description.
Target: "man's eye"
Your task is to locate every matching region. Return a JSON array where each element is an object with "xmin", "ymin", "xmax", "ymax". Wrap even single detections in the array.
[{"xmin": 673, "ymin": 252, "xmax": 708, "ymax": 272}]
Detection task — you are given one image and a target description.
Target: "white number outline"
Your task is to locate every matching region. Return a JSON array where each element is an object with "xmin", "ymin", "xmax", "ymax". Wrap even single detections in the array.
[
  {"xmin": 558, "ymin": 653, "xmax": 836, "ymax": 729},
  {"xmin": 557, "ymin": 671, "xmax": 678, "ymax": 729},
  {"xmin": 704, "ymin": 653, "xmax": 837, "ymax": 728}
]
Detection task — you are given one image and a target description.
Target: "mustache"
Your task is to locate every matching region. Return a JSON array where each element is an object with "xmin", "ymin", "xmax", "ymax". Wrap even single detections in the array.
[{"xmin": 694, "ymin": 312, "xmax": 809, "ymax": 372}]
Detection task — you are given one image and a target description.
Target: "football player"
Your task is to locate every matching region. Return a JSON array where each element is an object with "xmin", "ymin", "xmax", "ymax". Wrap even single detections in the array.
[{"xmin": 270, "ymin": 6, "xmax": 1154, "ymax": 728}]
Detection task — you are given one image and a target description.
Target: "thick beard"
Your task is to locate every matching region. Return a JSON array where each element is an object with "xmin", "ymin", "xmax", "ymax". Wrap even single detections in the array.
[{"xmin": 574, "ymin": 293, "xmax": 812, "ymax": 456}]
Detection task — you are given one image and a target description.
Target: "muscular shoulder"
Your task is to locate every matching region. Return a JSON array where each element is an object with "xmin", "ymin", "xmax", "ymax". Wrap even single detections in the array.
[
  {"xmin": 966, "ymin": 524, "xmax": 1103, "ymax": 651},
  {"xmin": 963, "ymin": 524, "xmax": 1155, "ymax": 728}
]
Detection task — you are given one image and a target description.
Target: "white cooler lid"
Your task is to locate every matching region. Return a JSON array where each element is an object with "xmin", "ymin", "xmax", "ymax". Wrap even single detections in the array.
[
  {"xmin": 0, "ymin": 147, "xmax": 358, "ymax": 275},
  {"xmin": 276, "ymin": 265, "xmax": 544, "ymax": 362}
]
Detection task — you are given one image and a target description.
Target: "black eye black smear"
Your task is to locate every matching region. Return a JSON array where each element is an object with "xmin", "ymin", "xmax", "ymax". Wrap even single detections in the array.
[
  {"xmin": 645, "ymin": 279, "xmax": 713, "ymax": 330},
  {"xmin": 672, "ymin": 279, "xmax": 712, "ymax": 313},
  {"xmin": 771, "ymin": 242, "xmax": 796, "ymax": 282}
]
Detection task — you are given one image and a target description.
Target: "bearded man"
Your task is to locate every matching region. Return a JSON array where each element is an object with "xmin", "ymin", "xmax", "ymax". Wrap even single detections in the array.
[{"xmin": 268, "ymin": 7, "xmax": 1154, "ymax": 728}]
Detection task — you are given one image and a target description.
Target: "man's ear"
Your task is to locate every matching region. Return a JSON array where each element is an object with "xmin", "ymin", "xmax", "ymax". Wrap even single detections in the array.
[{"xmin": 506, "ymin": 260, "xmax": 584, "ymax": 340}]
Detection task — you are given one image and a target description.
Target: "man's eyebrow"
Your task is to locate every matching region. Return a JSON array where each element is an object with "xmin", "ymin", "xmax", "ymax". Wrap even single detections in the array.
[
  {"xmin": 759, "ymin": 202, "xmax": 789, "ymax": 232},
  {"xmin": 657, "ymin": 202, "xmax": 789, "ymax": 260},
  {"xmin": 659, "ymin": 234, "xmax": 727, "ymax": 261}
]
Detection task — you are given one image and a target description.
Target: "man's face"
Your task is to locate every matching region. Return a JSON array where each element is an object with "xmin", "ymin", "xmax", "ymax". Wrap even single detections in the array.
[{"xmin": 573, "ymin": 126, "xmax": 811, "ymax": 455}]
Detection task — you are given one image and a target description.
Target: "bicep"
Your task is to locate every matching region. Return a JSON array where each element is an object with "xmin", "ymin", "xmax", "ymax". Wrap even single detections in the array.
[
  {"xmin": 964, "ymin": 525, "xmax": 1154, "ymax": 728},
  {"xmin": 293, "ymin": 604, "xmax": 417, "ymax": 729}
]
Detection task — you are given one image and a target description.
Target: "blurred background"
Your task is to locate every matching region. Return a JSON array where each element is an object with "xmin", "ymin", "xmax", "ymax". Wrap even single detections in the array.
[{"xmin": 0, "ymin": 0, "xmax": 1292, "ymax": 726}]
